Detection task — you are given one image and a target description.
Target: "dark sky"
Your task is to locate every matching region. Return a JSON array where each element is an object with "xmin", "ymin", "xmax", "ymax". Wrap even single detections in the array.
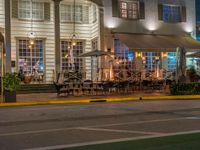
[{"xmin": 196, "ymin": 0, "xmax": 200, "ymax": 22}]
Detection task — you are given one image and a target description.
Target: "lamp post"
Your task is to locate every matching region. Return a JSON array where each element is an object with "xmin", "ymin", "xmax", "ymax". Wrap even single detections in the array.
[
  {"xmin": 0, "ymin": 32, "xmax": 5, "ymax": 103},
  {"xmin": 1, "ymin": 40, "xmax": 4, "ymax": 102}
]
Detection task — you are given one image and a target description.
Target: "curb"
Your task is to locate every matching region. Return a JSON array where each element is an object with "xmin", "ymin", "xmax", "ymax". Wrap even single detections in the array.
[{"xmin": 0, "ymin": 95, "xmax": 200, "ymax": 107}]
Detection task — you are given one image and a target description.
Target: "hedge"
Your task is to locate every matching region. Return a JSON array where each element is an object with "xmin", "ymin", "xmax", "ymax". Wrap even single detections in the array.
[{"xmin": 170, "ymin": 83, "xmax": 200, "ymax": 95}]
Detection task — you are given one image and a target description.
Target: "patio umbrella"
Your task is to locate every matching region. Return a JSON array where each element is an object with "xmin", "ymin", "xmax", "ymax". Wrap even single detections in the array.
[
  {"xmin": 79, "ymin": 50, "xmax": 114, "ymax": 57},
  {"xmin": 186, "ymin": 52, "xmax": 200, "ymax": 58},
  {"xmin": 79, "ymin": 50, "xmax": 114, "ymax": 81}
]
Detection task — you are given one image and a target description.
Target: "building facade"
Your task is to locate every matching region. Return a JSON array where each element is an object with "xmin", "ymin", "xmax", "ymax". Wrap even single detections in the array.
[
  {"xmin": 0, "ymin": 0, "xmax": 103, "ymax": 83},
  {"xmin": 103, "ymin": 0, "xmax": 199, "ymax": 80},
  {"xmin": 0, "ymin": 0, "xmax": 200, "ymax": 83}
]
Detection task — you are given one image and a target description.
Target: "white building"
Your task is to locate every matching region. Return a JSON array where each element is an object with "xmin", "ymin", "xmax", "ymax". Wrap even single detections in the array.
[
  {"xmin": 0, "ymin": 0, "xmax": 103, "ymax": 83},
  {"xmin": 0, "ymin": 0, "xmax": 200, "ymax": 83}
]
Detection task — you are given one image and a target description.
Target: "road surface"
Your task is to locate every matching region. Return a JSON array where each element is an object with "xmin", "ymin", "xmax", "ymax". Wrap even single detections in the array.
[{"xmin": 0, "ymin": 100, "xmax": 200, "ymax": 149}]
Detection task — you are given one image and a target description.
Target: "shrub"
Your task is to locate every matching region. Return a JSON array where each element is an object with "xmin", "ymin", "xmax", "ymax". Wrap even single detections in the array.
[{"xmin": 170, "ymin": 83, "xmax": 200, "ymax": 95}]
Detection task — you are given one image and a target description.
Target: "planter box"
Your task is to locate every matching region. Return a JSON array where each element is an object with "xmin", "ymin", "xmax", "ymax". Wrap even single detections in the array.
[{"xmin": 5, "ymin": 90, "xmax": 16, "ymax": 102}]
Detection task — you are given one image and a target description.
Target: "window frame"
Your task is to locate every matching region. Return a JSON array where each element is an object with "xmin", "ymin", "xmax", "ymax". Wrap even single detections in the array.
[
  {"xmin": 60, "ymin": 40, "xmax": 85, "ymax": 72},
  {"xmin": 92, "ymin": 5, "xmax": 97, "ymax": 23},
  {"xmin": 119, "ymin": 0, "xmax": 139, "ymax": 20},
  {"xmin": 162, "ymin": 4, "xmax": 182, "ymax": 23},
  {"xmin": 18, "ymin": 0, "xmax": 45, "ymax": 21},
  {"xmin": 60, "ymin": 3, "xmax": 89, "ymax": 24},
  {"xmin": 17, "ymin": 38, "xmax": 45, "ymax": 76}
]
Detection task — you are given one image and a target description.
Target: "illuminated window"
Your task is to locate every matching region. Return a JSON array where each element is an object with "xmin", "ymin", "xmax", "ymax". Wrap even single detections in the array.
[
  {"xmin": 120, "ymin": 1, "xmax": 138, "ymax": 19},
  {"xmin": 142, "ymin": 52, "xmax": 161, "ymax": 71},
  {"xmin": 114, "ymin": 39, "xmax": 134, "ymax": 69},
  {"xmin": 18, "ymin": 39, "xmax": 44, "ymax": 74},
  {"xmin": 168, "ymin": 52, "xmax": 176, "ymax": 71},
  {"xmin": 61, "ymin": 41, "xmax": 84, "ymax": 71},
  {"xmin": 163, "ymin": 5, "xmax": 181, "ymax": 22},
  {"xmin": 18, "ymin": 0, "xmax": 44, "ymax": 20}
]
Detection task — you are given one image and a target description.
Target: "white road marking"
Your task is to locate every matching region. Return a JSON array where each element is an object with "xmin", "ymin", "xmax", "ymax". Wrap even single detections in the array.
[
  {"xmin": 0, "ymin": 117, "xmax": 190, "ymax": 137},
  {"xmin": 77, "ymin": 127, "xmax": 163, "ymax": 135},
  {"xmin": 0, "ymin": 127, "xmax": 76, "ymax": 136},
  {"xmin": 186, "ymin": 117, "xmax": 200, "ymax": 120},
  {"xmin": 84, "ymin": 117, "xmax": 187, "ymax": 128},
  {"xmin": 25, "ymin": 130, "xmax": 200, "ymax": 150}
]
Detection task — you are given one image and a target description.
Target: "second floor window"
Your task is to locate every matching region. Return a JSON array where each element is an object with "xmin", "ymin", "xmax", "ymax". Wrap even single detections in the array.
[
  {"xmin": 18, "ymin": 0, "xmax": 44, "ymax": 20},
  {"xmin": 120, "ymin": 1, "xmax": 138, "ymax": 19},
  {"xmin": 60, "ymin": 4, "xmax": 89, "ymax": 23},
  {"xmin": 163, "ymin": 5, "xmax": 181, "ymax": 22}
]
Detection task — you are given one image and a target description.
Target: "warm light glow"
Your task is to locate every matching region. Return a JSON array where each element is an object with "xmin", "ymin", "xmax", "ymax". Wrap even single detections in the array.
[
  {"xmin": 109, "ymin": 64, "xmax": 114, "ymax": 80},
  {"xmin": 28, "ymin": 45, "xmax": 32, "ymax": 49},
  {"xmin": 72, "ymin": 41, "xmax": 76, "ymax": 46},
  {"xmin": 143, "ymin": 18, "xmax": 160, "ymax": 31},
  {"xmin": 105, "ymin": 19, "xmax": 118, "ymax": 29},
  {"xmin": 64, "ymin": 54, "xmax": 68, "ymax": 58},
  {"xmin": 184, "ymin": 24, "xmax": 193, "ymax": 33},
  {"xmin": 156, "ymin": 69, "xmax": 160, "ymax": 78},
  {"xmin": 162, "ymin": 52, "xmax": 168, "ymax": 58},
  {"xmin": 29, "ymin": 39, "xmax": 34, "ymax": 45},
  {"xmin": 116, "ymin": 60, "xmax": 120, "ymax": 64},
  {"xmin": 155, "ymin": 56, "xmax": 159, "ymax": 60},
  {"xmin": 136, "ymin": 52, "xmax": 142, "ymax": 58}
]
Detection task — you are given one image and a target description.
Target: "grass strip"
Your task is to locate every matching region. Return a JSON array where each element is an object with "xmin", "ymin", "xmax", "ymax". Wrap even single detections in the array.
[{"xmin": 61, "ymin": 133, "xmax": 200, "ymax": 150}]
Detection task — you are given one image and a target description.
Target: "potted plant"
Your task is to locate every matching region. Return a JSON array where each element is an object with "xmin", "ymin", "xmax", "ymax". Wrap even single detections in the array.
[{"xmin": 3, "ymin": 73, "xmax": 20, "ymax": 102}]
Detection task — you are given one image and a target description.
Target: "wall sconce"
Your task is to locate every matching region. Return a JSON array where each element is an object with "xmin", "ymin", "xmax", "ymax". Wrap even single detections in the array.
[
  {"xmin": 136, "ymin": 52, "xmax": 142, "ymax": 58},
  {"xmin": 162, "ymin": 52, "xmax": 168, "ymax": 58},
  {"xmin": 155, "ymin": 56, "xmax": 159, "ymax": 61}
]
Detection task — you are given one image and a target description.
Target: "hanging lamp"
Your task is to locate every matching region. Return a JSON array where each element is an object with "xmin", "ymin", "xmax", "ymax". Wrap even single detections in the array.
[
  {"xmin": 27, "ymin": 0, "xmax": 36, "ymax": 49},
  {"xmin": 69, "ymin": 0, "xmax": 79, "ymax": 47}
]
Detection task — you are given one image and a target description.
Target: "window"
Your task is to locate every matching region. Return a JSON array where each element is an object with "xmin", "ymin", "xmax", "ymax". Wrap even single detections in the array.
[
  {"xmin": 75, "ymin": 5, "xmax": 82, "ymax": 22},
  {"xmin": 18, "ymin": 0, "xmax": 44, "ymax": 20},
  {"xmin": 92, "ymin": 38, "xmax": 98, "ymax": 50},
  {"xmin": 60, "ymin": 4, "xmax": 89, "ymax": 23},
  {"xmin": 61, "ymin": 41, "xmax": 84, "ymax": 71},
  {"xmin": 120, "ymin": 1, "xmax": 138, "ymax": 19},
  {"xmin": 60, "ymin": 5, "xmax": 72, "ymax": 22},
  {"xmin": 93, "ymin": 5, "xmax": 97, "ymax": 23},
  {"xmin": 114, "ymin": 39, "xmax": 134, "ymax": 70},
  {"xmin": 18, "ymin": 0, "xmax": 31, "ymax": 19},
  {"xmin": 18, "ymin": 39, "xmax": 44, "ymax": 74},
  {"xmin": 32, "ymin": 2, "xmax": 44, "ymax": 20},
  {"xmin": 163, "ymin": 5, "xmax": 181, "ymax": 22},
  {"xmin": 142, "ymin": 52, "xmax": 161, "ymax": 71},
  {"xmin": 168, "ymin": 52, "xmax": 176, "ymax": 71}
]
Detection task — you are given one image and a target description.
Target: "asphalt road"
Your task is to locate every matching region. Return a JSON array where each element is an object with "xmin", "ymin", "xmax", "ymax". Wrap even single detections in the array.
[{"xmin": 0, "ymin": 100, "xmax": 200, "ymax": 150}]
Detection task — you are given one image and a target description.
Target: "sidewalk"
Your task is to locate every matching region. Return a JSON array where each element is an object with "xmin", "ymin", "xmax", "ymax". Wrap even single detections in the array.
[
  {"xmin": 0, "ymin": 91, "xmax": 200, "ymax": 107},
  {"xmin": 17, "ymin": 91, "xmax": 167, "ymax": 102}
]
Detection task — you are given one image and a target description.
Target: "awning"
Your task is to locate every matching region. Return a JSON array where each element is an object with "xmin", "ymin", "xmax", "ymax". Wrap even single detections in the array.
[{"xmin": 115, "ymin": 33, "xmax": 200, "ymax": 52}]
